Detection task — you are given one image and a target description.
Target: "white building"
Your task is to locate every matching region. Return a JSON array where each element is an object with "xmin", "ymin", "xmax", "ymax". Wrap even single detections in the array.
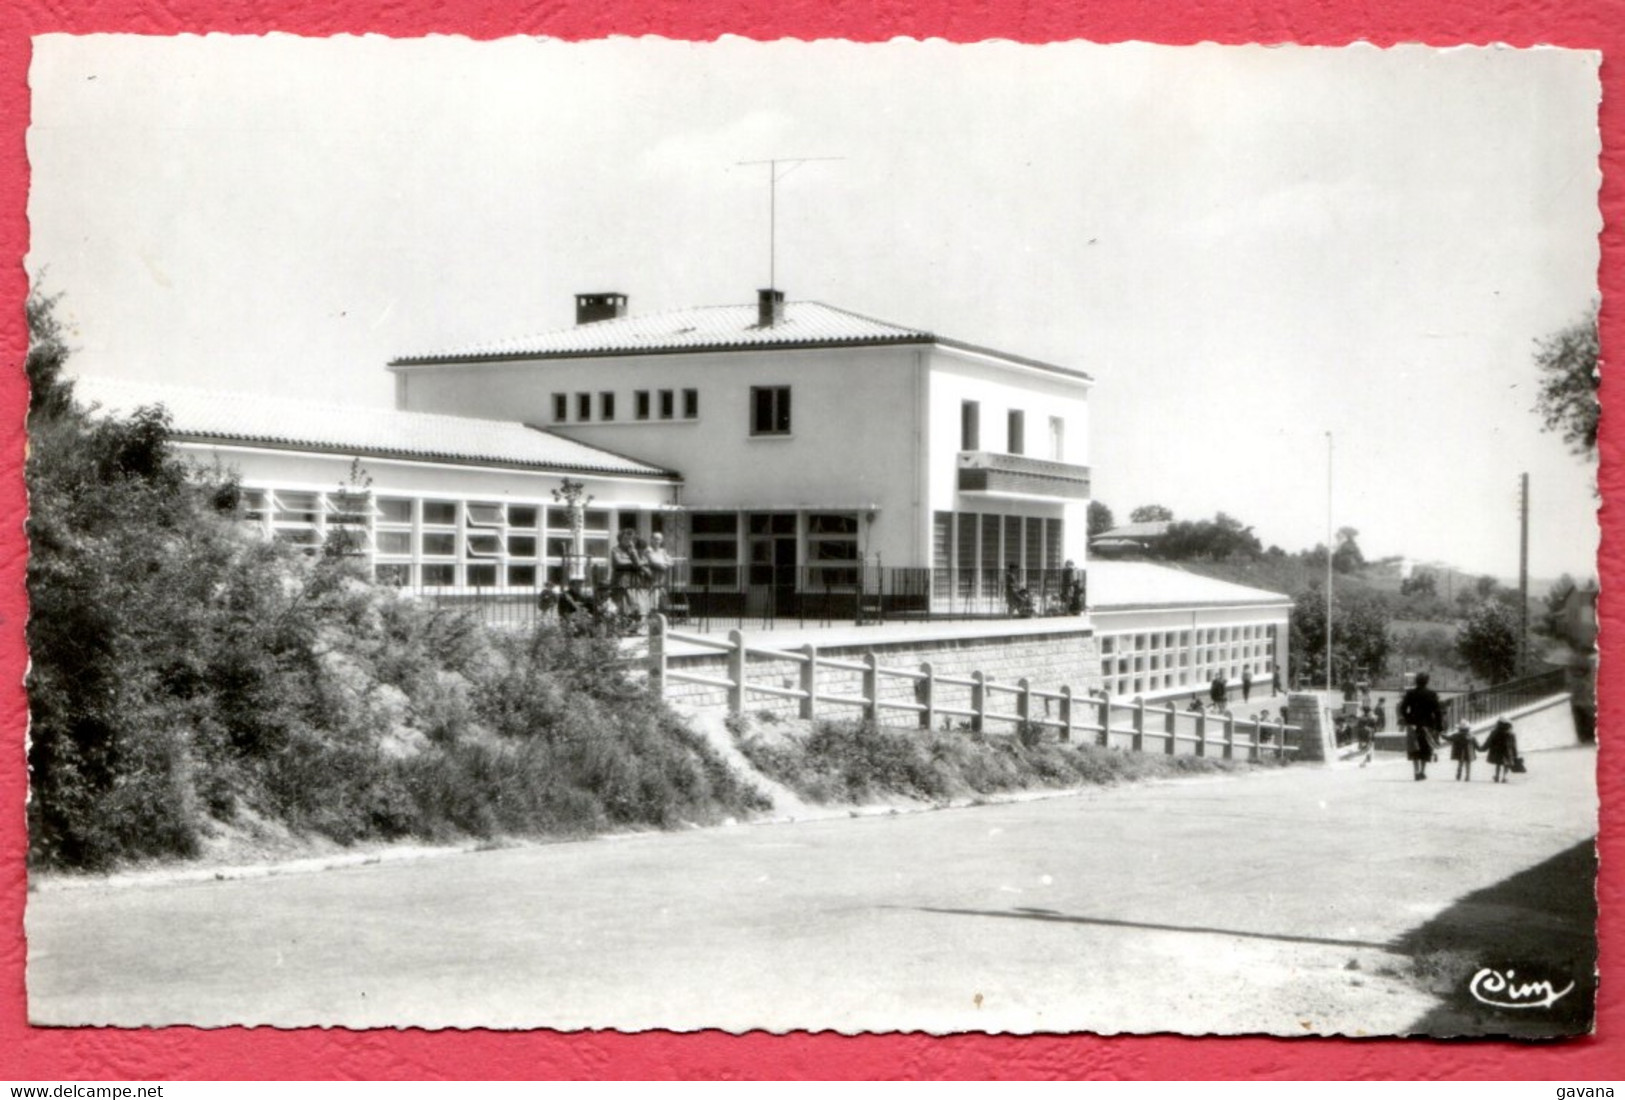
[
  {"xmin": 72, "ymin": 288, "xmax": 1292, "ymax": 695},
  {"xmin": 390, "ymin": 290, "xmax": 1093, "ymax": 614},
  {"xmin": 74, "ymin": 376, "xmax": 682, "ymax": 592}
]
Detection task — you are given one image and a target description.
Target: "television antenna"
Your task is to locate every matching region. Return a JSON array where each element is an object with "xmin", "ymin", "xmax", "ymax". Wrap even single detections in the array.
[{"xmin": 736, "ymin": 157, "xmax": 844, "ymax": 288}]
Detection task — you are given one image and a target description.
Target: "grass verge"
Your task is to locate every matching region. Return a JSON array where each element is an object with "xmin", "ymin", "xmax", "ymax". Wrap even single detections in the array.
[{"xmin": 732, "ymin": 714, "xmax": 1282, "ymax": 806}]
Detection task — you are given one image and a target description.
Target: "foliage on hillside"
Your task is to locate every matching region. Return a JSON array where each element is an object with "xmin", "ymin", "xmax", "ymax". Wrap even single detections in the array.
[
  {"xmin": 25, "ymin": 293, "xmax": 767, "ymax": 870},
  {"xmin": 732, "ymin": 717, "xmax": 1270, "ymax": 806}
]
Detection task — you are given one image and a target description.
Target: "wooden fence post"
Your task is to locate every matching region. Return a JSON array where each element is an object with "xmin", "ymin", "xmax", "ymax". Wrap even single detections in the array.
[
  {"xmin": 799, "ymin": 643, "xmax": 819, "ymax": 721},
  {"xmin": 648, "ymin": 613, "xmax": 666, "ymax": 697},
  {"xmin": 727, "ymin": 629, "xmax": 747, "ymax": 714},
  {"xmin": 1223, "ymin": 713, "xmax": 1236, "ymax": 760},
  {"xmin": 1249, "ymin": 720, "xmax": 1262, "ymax": 762},
  {"xmin": 1058, "ymin": 685, "xmax": 1073, "ymax": 743},
  {"xmin": 970, "ymin": 671, "xmax": 986, "ymax": 734},
  {"xmin": 1018, "ymin": 678, "xmax": 1032, "ymax": 732},
  {"xmin": 919, "ymin": 662, "xmax": 936, "ymax": 730},
  {"xmin": 1164, "ymin": 702, "xmax": 1177, "ymax": 753},
  {"xmin": 863, "ymin": 651, "xmax": 879, "ymax": 724},
  {"xmin": 1132, "ymin": 697, "xmax": 1145, "ymax": 753},
  {"xmin": 1098, "ymin": 693, "xmax": 1111, "ymax": 748},
  {"xmin": 1193, "ymin": 710, "xmax": 1206, "ymax": 757}
]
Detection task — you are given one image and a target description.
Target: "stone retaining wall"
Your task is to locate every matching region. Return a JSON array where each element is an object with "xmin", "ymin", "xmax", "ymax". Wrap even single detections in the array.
[{"xmin": 657, "ymin": 625, "xmax": 1102, "ymax": 729}]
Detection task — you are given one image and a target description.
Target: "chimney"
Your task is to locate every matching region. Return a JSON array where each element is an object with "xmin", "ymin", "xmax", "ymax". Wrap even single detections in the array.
[
  {"xmin": 575, "ymin": 292, "xmax": 628, "ymax": 326},
  {"xmin": 757, "ymin": 288, "xmax": 785, "ymax": 328}
]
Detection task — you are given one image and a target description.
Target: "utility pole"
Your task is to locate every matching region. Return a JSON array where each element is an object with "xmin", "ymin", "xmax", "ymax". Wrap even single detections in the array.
[
  {"xmin": 1325, "ymin": 431, "xmax": 1334, "ymax": 695},
  {"xmin": 1519, "ymin": 472, "xmax": 1530, "ymax": 675},
  {"xmin": 736, "ymin": 157, "xmax": 844, "ymax": 288}
]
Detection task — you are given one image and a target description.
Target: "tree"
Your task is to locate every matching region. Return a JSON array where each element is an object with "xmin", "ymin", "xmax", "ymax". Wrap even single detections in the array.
[
  {"xmin": 1289, "ymin": 586, "xmax": 1391, "ymax": 689},
  {"xmin": 1129, "ymin": 504, "xmax": 1173, "ymax": 523},
  {"xmin": 1400, "ymin": 571, "xmax": 1437, "ymax": 598},
  {"xmin": 1087, "ymin": 500, "xmax": 1116, "ymax": 538},
  {"xmin": 1457, "ymin": 601, "xmax": 1520, "ymax": 683},
  {"xmin": 1532, "ymin": 304, "xmax": 1600, "ymax": 459},
  {"xmin": 1331, "ymin": 526, "xmax": 1364, "ymax": 575},
  {"xmin": 1157, "ymin": 512, "xmax": 1262, "ymax": 561}
]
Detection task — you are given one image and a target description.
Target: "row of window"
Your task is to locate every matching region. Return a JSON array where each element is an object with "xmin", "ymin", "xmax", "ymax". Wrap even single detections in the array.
[
  {"xmin": 961, "ymin": 401, "xmax": 1066, "ymax": 460},
  {"xmin": 552, "ymin": 388, "xmax": 700, "ymax": 424},
  {"xmin": 931, "ymin": 511, "xmax": 1066, "ymax": 590},
  {"xmin": 1097, "ymin": 624, "xmax": 1278, "ymax": 700},
  {"xmin": 687, "ymin": 510, "xmax": 858, "ymax": 588},
  {"xmin": 548, "ymin": 385, "xmax": 798, "ymax": 438},
  {"xmin": 240, "ymin": 488, "xmax": 667, "ymax": 588}
]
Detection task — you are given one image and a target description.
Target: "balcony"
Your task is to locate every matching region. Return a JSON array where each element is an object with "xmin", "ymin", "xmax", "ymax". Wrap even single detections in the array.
[{"xmin": 957, "ymin": 451, "xmax": 1092, "ymax": 501}]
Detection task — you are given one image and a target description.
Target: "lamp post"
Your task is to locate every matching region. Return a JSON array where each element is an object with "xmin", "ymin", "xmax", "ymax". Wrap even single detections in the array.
[{"xmin": 1325, "ymin": 431, "xmax": 1334, "ymax": 696}]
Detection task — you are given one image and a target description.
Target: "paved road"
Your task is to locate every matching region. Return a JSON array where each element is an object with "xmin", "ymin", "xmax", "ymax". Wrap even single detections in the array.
[{"xmin": 28, "ymin": 720, "xmax": 1596, "ymax": 1036}]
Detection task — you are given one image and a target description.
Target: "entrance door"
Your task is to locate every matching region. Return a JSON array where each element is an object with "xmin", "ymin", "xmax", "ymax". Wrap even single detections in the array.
[{"xmin": 746, "ymin": 512, "xmax": 797, "ymax": 617}]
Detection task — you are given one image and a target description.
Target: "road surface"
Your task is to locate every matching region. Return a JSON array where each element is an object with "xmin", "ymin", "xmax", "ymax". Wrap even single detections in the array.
[{"xmin": 28, "ymin": 715, "xmax": 1596, "ymax": 1036}]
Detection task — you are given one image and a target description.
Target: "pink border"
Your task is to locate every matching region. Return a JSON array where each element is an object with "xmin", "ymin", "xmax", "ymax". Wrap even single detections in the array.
[{"xmin": 2, "ymin": 0, "xmax": 1618, "ymax": 1081}]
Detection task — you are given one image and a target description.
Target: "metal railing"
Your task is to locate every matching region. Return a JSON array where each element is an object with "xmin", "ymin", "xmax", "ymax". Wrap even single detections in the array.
[
  {"xmin": 1442, "ymin": 668, "xmax": 1569, "ymax": 730},
  {"xmin": 409, "ymin": 563, "xmax": 1089, "ymax": 633},
  {"xmin": 650, "ymin": 614, "xmax": 1298, "ymax": 760}
]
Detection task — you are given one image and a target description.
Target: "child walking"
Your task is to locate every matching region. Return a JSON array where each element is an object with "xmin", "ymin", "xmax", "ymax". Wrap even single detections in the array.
[
  {"xmin": 1482, "ymin": 718, "xmax": 1519, "ymax": 783},
  {"xmin": 1445, "ymin": 719, "xmax": 1478, "ymax": 781}
]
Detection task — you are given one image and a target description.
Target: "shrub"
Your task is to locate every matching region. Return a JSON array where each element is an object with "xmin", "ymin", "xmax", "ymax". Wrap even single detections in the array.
[
  {"xmin": 737, "ymin": 718, "xmax": 1265, "ymax": 806},
  {"xmin": 25, "ymin": 292, "xmax": 770, "ymax": 870}
]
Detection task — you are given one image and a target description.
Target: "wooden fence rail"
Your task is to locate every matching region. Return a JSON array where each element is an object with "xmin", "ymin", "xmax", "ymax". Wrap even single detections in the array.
[{"xmin": 649, "ymin": 615, "xmax": 1298, "ymax": 762}]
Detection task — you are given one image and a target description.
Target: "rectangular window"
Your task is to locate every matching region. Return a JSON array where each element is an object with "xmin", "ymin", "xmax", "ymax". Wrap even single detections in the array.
[
  {"xmin": 507, "ymin": 535, "xmax": 537, "ymax": 557},
  {"xmin": 807, "ymin": 512, "xmax": 860, "ymax": 587},
  {"xmin": 467, "ymin": 563, "xmax": 498, "ymax": 587},
  {"xmin": 421, "ymin": 532, "xmax": 456, "ymax": 557},
  {"xmin": 689, "ymin": 511, "xmax": 740, "ymax": 588},
  {"xmin": 1024, "ymin": 516, "xmax": 1043, "ymax": 574},
  {"xmin": 1046, "ymin": 518, "xmax": 1064, "ymax": 570},
  {"xmin": 961, "ymin": 401, "xmax": 980, "ymax": 451},
  {"xmin": 1050, "ymin": 415, "xmax": 1065, "ymax": 461},
  {"xmin": 422, "ymin": 500, "xmax": 457, "ymax": 526},
  {"xmin": 980, "ymin": 515, "xmax": 1000, "ymax": 587},
  {"xmin": 576, "ymin": 393, "xmax": 592, "ymax": 421},
  {"xmin": 751, "ymin": 386, "xmax": 792, "ymax": 435},
  {"xmin": 466, "ymin": 502, "xmax": 503, "ymax": 527},
  {"xmin": 507, "ymin": 564, "xmax": 537, "ymax": 587},
  {"xmin": 659, "ymin": 390, "xmax": 675, "ymax": 420},
  {"xmin": 508, "ymin": 505, "xmax": 537, "ymax": 529},
  {"xmin": 376, "ymin": 531, "xmax": 412, "ymax": 555},
  {"xmin": 377, "ymin": 497, "xmax": 412, "ymax": 524},
  {"xmin": 683, "ymin": 388, "xmax": 699, "ymax": 418},
  {"xmin": 635, "ymin": 391, "xmax": 651, "ymax": 420},
  {"xmin": 421, "ymin": 563, "xmax": 455, "ymax": 586},
  {"xmin": 552, "ymin": 393, "xmax": 567, "ymax": 422},
  {"xmin": 1007, "ymin": 410, "xmax": 1025, "ymax": 455},
  {"xmin": 1004, "ymin": 515, "xmax": 1023, "ymax": 572},
  {"xmin": 933, "ymin": 512, "xmax": 951, "ymax": 573},
  {"xmin": 955, "ymin": 513, "xmax": 978, "ymax": 598},
  {"xmin": 600, "ymin": 392, "xmax": 616, "ymax": 421}
]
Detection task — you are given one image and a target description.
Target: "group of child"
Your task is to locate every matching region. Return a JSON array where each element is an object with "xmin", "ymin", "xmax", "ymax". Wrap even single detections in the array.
[{"xmin": 1440, "ymin": 717, "xmax": 1522, "ymax": 783}]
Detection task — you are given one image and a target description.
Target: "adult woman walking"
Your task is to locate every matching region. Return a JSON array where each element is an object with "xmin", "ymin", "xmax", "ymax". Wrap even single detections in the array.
[{"xmin": 1398, "ymin": 671, "xmax": 1443, "ymax": 781}]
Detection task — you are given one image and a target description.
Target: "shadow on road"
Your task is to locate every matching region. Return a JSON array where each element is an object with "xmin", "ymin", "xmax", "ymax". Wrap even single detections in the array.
[
  {"xmin": 906, "ymin": 905, "xmax": 1393, "ymax": 951},
  {"xmin": 1391, "ymin": 837, "xmax": 1597, "ymax": 1038},
  {"xmin": 906, "ymin": 838, "xmax": 1596, "ymax": 1039}
]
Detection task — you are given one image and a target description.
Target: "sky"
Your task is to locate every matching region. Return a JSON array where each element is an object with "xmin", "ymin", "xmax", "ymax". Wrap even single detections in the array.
[{"xmin": 25, "ymin": 35, "xmax": 1602, "ymax": 581}]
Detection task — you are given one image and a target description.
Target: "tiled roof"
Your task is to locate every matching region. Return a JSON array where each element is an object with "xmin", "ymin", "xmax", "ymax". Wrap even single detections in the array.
[
  {"xmin": 70, "ymin": 376, "xmax": 677, "ymax": 479},
  {"xmin": 1089, "ymin": 560, "xmax": 1291, "ymax": 611},
  {"xmin": 393, "ymin": 300, "xmax": 1090, "ymax": 380}
]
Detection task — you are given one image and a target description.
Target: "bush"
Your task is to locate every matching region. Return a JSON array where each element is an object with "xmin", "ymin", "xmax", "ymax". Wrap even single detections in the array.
[
  {"xmin": 736, "ymin": 719, "xmax": 1265, "ymax": 806},
  {"xmin": 24, "ymin": 292, "xmax": 769, "ymax": 870}
]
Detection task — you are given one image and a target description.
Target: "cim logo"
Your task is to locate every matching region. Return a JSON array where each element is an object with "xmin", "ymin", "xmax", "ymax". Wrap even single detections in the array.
[{"xmin": 1469, "ymin": 966, "xmax": 1576, "ymax": 1010}]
